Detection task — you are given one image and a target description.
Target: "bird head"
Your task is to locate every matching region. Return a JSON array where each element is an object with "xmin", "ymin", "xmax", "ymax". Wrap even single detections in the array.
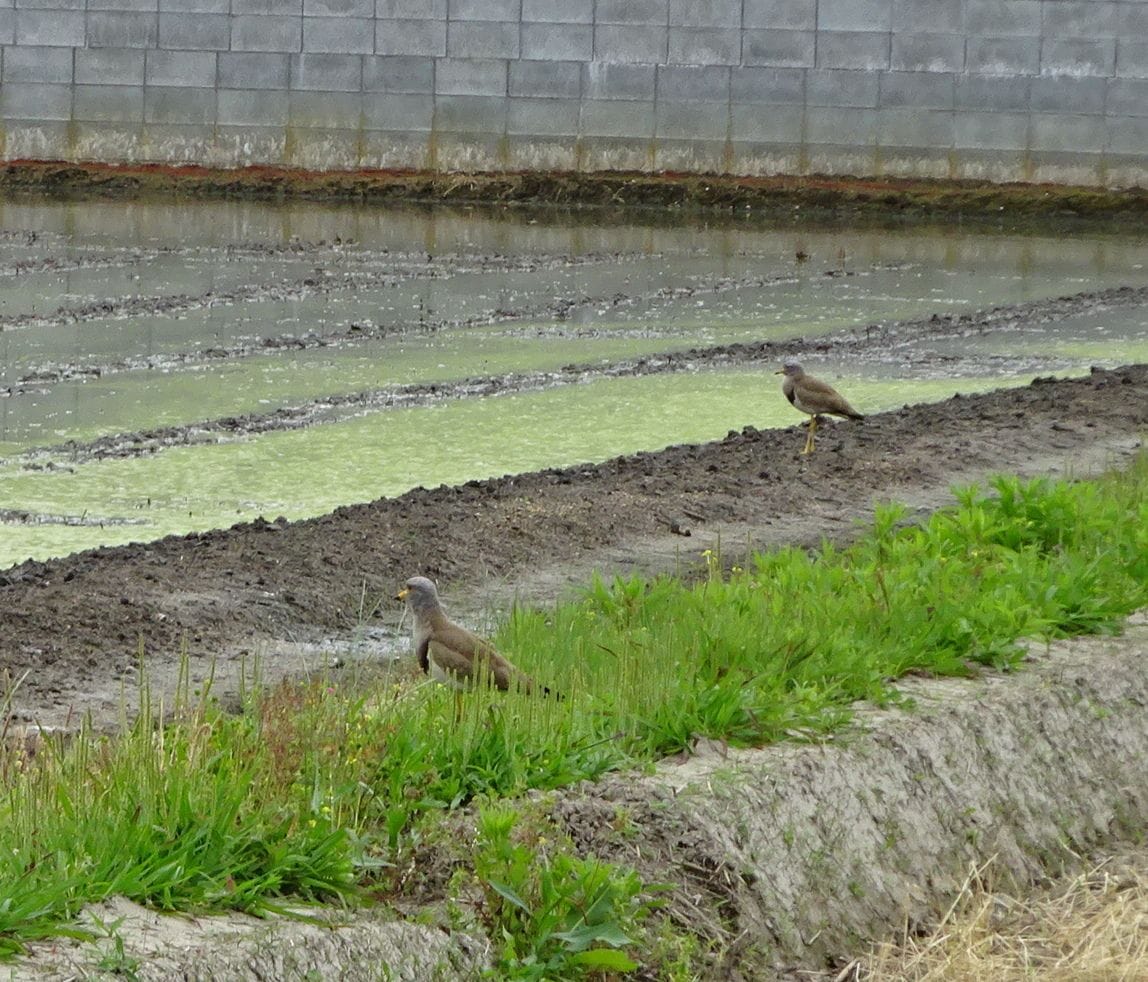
[
  {"xmin": 776, "ymin": 360, "xmax": 803, "ymax": 377},
  {"xmin": 395, "ymin": 575, "xmax": 442, "ymax": 615}
]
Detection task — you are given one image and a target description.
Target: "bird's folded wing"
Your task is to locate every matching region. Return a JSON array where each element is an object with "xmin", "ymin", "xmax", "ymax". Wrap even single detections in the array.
[{"xmin": 429, "ymin": 625, "xmax": 517, "ymax": 690}]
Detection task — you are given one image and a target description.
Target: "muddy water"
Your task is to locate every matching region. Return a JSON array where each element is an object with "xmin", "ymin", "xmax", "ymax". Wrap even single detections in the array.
[{"xmin": 1, "ymin": 200, "xmax": 1147, "ymax": 568}]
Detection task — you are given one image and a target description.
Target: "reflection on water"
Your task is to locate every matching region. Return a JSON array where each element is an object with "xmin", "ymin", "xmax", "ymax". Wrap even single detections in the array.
[{"xmin": 1, "ymin": 199, "xmax": 1146, "ymax": 568}]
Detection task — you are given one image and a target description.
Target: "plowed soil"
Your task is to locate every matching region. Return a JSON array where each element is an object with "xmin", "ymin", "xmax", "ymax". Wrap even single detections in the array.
[{"xmin": 2, "ymin": 363, "xmax": 1146, "ymax": 731}]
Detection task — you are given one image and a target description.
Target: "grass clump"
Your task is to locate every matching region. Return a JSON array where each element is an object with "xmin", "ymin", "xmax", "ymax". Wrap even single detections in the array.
[{"xmin": 0, "ymin": 456, "xmax": 1145, "ymax": 970}]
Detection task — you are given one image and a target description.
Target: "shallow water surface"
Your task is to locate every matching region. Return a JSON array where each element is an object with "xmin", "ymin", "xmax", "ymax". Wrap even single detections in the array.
[{"xmin": 1, "ymin": 200, "xmax": 1146, "ymax": 568}]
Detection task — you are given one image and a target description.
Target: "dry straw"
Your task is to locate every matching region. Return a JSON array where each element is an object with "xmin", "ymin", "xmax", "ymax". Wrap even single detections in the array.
[{"xmin": 861, "ymin": 855, "xmax": 1148, "ymax": 981}]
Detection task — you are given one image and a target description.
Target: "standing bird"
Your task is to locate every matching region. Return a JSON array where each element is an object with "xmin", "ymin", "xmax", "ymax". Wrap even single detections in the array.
[
  {"xmin": 395, "ymin": 576, "xmax": 551, "ymax": 698},
  {"xmin": 776, "ymin": 361, "xmax": 864, "ymax": 454}
]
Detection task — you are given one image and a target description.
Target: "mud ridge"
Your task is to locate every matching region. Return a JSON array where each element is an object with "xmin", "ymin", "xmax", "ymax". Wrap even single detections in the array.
[
  {"xmin": 12, "ymin": 284, "xmax": 1146, "ymax": 464},
  {"xmin": 0, "ymin": 364, "xmax": 1145, "ymax": 732}
]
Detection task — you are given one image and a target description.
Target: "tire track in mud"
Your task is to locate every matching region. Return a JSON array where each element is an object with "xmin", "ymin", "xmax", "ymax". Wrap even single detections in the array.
[{"xmin": 10, "ymin": 283, "xmax": 1148, "ymax": 465}]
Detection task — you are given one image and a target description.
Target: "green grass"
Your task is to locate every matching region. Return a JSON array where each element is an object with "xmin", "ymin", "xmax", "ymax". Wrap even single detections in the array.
[{"xmin": 1, "ymin": 453, "xmax": 1146, "ymax": 975}]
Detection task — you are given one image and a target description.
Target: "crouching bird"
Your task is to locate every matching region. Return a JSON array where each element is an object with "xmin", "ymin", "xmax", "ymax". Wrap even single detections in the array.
[
  {"xmin": 395, "ymin": 576, "xmax": 557, "ymax": 699},
  {"xmin": 777, "ymin": 360, "xmax": 864, "ymax": 454}
]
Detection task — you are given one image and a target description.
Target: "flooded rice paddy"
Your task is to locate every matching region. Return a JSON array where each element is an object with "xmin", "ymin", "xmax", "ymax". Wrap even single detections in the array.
[{"xmin": 1, "ymin": 199, "xmax": 1147, "ymax": 569}]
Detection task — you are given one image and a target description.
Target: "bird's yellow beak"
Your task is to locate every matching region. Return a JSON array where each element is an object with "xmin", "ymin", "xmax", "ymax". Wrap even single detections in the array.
[
  {"xmin": 395, "ymin": 587, "xmax": 409, "ymax": 602},
  {"xmin": 774, "ymin": 368, "xmax": 785, "ymax": 375}
]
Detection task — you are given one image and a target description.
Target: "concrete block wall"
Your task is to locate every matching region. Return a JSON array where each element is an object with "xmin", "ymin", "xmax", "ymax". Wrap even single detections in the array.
[{"xmin": 1, "ymin": 0, "xmax": 1147, "ymax": 185}]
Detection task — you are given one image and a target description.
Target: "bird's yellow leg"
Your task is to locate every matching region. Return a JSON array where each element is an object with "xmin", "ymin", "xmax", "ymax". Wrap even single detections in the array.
[{"xmin": 802, "ymin": 415, "xmax": 818, "ymax": 454}]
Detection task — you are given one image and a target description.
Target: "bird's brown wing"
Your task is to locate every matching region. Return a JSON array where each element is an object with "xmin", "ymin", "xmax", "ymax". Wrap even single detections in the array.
[
  {"xmin": 799, "ymin": 375, "xmax": 863, "ymax": 419},
  {"xmin": 429, "ymin": 622, "xmax": 525, "ymax": 691}
]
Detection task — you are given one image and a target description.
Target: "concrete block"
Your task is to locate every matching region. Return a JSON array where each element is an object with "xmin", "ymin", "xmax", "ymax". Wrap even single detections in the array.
[
  {"xmin": 807, "ymin": 68, "xmax": 878, "ymax": 107},
  {"xmin": 285, "ymin": 128, "xmax": 362, "ymax": 169},
  {"xmin": 360, "ymin": 130, "xmax": 431, "ymax": 169},
  {"xmin": 730, "ymin": 66, "xmax": 805, "ymax": 105},
  {"xmin": 669, "ymin": 0, "xmax": 740, "ymax": 28},
  {"xmin": 1, "ymin": 81, "xmax": 71, "ymax": 119},
  {"xmin": 594, "ymin": 25, "xmax": 668, "ymax": 63},
  {"xmin": 230, "ymin": 15, "xmax": 302, "ymax": 52},
  {"xmin": 878, "ymin": 70, "xmax": 954, "ymax": 109},
  {"xmin": 729, "ymin": 140, "xmax": 804, "ymax": 176},
  {"xmin": 818, "ymin": 0, "xmax": 892, "ymax": 32},
  {"xmin": 363, "ymin": 55, "xmax": 434, "ymax": 92},
  {"xmin": 158, "ymin": 13, "xmax": 230, "ymax": 50},
  {"xmin": 1107, "ymin": 114, "xmax": 1148, "ymax": 154},
  {"xmin": 1117, "ymin": 41, "xmax": 1148, "ymax": 79},
  {"xmin": 86, "ymin": 12, "xmax": 159, "ymax": 48},
  {"xmin": 219, "ymin": 52, "xmax": 289, "ymax": 89},
  {"xmin": 16, "ymin": 0, "xmax": 82, "ymax": 9},
  {"xmin": 656, "ymin": 100, "xmax": 728, "ymax": 139},
  {"xmin": 1041, "ymin": 39, "xmax": 1115, "ymax": 77},
  {"xmin": 507, "ymin": 95, "xmax": 580, "ymax": 135},
  {"xmin": 1043, "ymin": 1, "xmax": 1119, "ymax": 39},
  {"xmin": 290, "ymin": 53, "xmax": 362, "ymax": 90},
  {"xmin": 362, "ymin": 91, "xmax": 433, "ymax": 128},
  {"xmin": 891, "ymin": 34, "xmax": 965, "ymax": 73},
  {"xmin": 657, "ymin": 64, "xmax": 729, "ymax": 101},
  {"xmin": 377, "ymin": 0, "xmax": 445, "ymax": 19},
  {"xmin": 0, "ymin": 11, "xmax": 12, "ymax": 44},
  {"xmin": 891, "ymin": 0, "xmax": 962, "ymax": 34},
  {"xmin": 290, "ymin": 90, "xmax": 362, "ymax": 127},
  {"xmin": 522, "ymin": 0, "xmax": 592, "ymax": 23},
  {"xmin": 954, "ymin": 110, "xmax": 1029, "ymax": 149},
  {"xmin": 303, "ymin": 18, "xmax": 374, "ymax": 54},
  {"xmin": 596, "ymin": 0, "xmax": 666, "ymax": 26},
  {"xmin": 1030, "ymin": 75, "xmax": 1105, "ymax": 114},
  {"xmin": 146, "ymin": 49, "xmax": 217, "ymax": 87},
  {"xmin": 375, "ymin": 19, "xmax": 446, "ymax": 56},
  {"xmin": 305, "ymin": 0, "xmax": 371, "ymax": 14},
  {"xmin": 816, "ymin": 31, "xmax": 890, "ymax": 70},
  {"xmin": 1107, "ymin": 78, "xmax": 1148, "ymax": 117},
  {"xmin": 144, "ymin": 87, "xmax": 216, "ymax": 123},
  {"xmin": 76, "ymin": 47, "xmax": 146, "ymax": 85},
  {"xmin": 213, "ymin": 125, "xmax": 286, "ymax": 164},
  {"xmin": 433, "ymin": 94, "xmax": 506, "ymax": 132},
  {"xmin": 447, "ymin": 21, "xmax": 519, "ymax": 59},
  {"xmin": 218, "ymin": 88, "xmax": 289, "ymax": 125},
  {"xmin": 232, "ymin": 0, "xmax": 301, "ymax": 15},
  {"xmin": 578, "ymin": 134, "xmax": 655, "ymax": 171},
  {"xmin": 966, "ymin": 37, "xmax": 1039, "ymax": 75},
  {"xmin": 159, "ymin": 0, "xmax": 229, "ymax": 12},
  {"xmin": 2, "ymin": 121, "xmax": 72, "ymax": 158},
  {"xmin": 3, "ymin": 45, "xmax": 72, "ymax": 83},
  {"xmin": 510, "ymin": 59, "xmax": 581, "ymax": 97},
  {"xmin": 730, "ymin": 103, "xmax": 803, "ymax": 141},
  {"xmin": 667, "ymin": 27, "xmax": 740, "ymax": 65},
  {"xmin": 805, "ymin": 105, "xmax": 879, "ymax": 145},
  {"xmin": 74, "ymin": 83, "xmax": 144, "ymax": 122},
  {"xmin": 15, "ymin": 10, "xmax": 85, "ymax": 46},
  {"xmin": 580, "ymin": 98, "xmax": 655, "ymax": 137},
  {"xmin": 431, "ymin": 131, "xmax": 504, "ymax": 169},
  {"xmin": 69, "ymin": 122, "xmax": 145, "ymax": 162},
  {"xmin": 955, "ymin": 74, "xmax": 1030, "ymax": 112},
  {"xmin": 521, "ymin": 23, "xmax": 592, "ymax": 61},
  {"xmin": 1029, "ymin": 112, "xmax": 1106, "ymax": 152},
  {"xmin": 435, "ymin": 57, "xmax": 506, "ymax": 95},
  {"xmin": 743, "ymin": 0, "xmax": 815, "ymax": 31},
  {"xmin": 655, "ymin": 137, "xmax": 728, "ymax": 172},
  {"xmin": 583, "ymin": 62, "xmax": 655, "ymax": 99},
  {"xmin": 1117, "ymin": 5, "xmax": 1148, "ymax": 37},
  {"xmin": 89, "ymin": 0, "xmax": 158, "ymax": 12},
  {"xmin": 141, "ymin": 123, "xmax": 218, "ymax": 162},
  {"xmin": 742, "ymin": 29, "xmax": 814, "ymax": 67},
  {"xmin": 879, "ymin": 107, "xmax": 952, "ymax": 147},
  {"xmin": 449, "ymin": 0, "xmax": 518, "ymax": 20},
  {"xmin": 965, "ymin": 1, "xmax": 1040, "ymax": 36},
  {"xmin": 505, "ymin": 134, "xmax": 579, "ymax": 170}
]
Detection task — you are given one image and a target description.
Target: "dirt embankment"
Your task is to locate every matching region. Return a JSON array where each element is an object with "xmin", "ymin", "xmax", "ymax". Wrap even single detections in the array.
[
  {"xmin": 6, "ymin": 162, "xmax": 1148, "ymax": 225},
  {"xmin": 2, "ymin": 365, "xmax": 1146, "ymax": 733}
]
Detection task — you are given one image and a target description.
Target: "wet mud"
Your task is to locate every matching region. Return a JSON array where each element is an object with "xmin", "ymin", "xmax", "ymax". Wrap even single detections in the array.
[{"xmin": 1, "ymin": 359, "xmax": 1145, "ymax": 731}]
